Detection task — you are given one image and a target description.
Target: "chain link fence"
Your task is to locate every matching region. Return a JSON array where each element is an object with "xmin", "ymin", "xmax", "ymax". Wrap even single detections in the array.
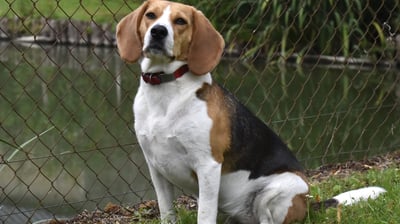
[{"xmin": 0, "ymin": 0, "xmax": 399, "ymax": 223}]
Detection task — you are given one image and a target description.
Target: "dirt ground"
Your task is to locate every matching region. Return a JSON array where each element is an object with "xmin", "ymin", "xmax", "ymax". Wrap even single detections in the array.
[{"xmin": 48, "ymin": 150, "xmax": 400, "ymax": 224}]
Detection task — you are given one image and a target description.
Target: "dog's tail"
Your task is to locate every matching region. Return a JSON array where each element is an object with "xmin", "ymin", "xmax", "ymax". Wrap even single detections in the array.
[{"xmin": 311, "ymin": 186, "xmax": 386, "ymax": 210}]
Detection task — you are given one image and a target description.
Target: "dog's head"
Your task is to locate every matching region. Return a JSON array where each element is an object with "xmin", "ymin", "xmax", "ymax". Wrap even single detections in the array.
[{"xmin": 116, "ymin": 0, "xmax": 225, "ymax": 75}]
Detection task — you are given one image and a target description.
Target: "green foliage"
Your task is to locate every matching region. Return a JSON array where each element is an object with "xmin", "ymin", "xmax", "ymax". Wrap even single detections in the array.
[
  {"xmin": 180, "ymin": 0, "xmax": 399, "ymax": 59},
  {"xmin": 1, "ymin": 0, "xmax": 398, "ymax": 59},
  {"xmin": 0, "ymin": 0, "xmax": 140, "ymax": 23}
]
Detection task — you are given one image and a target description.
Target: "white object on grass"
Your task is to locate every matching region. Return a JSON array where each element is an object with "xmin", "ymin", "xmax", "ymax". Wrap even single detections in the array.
[{"xmin": 333, "ymin": 186, "xmax": 386, "ymax": 206}]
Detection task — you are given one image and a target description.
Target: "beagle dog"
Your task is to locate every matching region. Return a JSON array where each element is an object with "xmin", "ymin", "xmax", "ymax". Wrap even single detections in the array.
[{"xmin": 116, "ymin": 1, "xmax": 386, "ymax": 223}]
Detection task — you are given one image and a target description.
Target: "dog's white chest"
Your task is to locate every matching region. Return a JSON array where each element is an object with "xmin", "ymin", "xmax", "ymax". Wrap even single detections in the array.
[{"xmin": 133, "ymin": 78, "xmax": 213, "ymax": 191}]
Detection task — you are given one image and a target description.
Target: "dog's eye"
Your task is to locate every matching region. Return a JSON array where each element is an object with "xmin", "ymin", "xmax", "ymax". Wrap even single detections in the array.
[
  {"xmin": 174, "ymin": 18, "xmax": 187, "ymax": 25},
  {"xmin": 145, "ymin": 12, "xmax": 157, "ymax": 20}
]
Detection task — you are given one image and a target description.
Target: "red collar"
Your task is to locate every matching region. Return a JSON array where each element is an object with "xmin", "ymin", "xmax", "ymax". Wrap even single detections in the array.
[{"xmin": 142, "ymin": 65, "xmax": 189, "ymax": 85}]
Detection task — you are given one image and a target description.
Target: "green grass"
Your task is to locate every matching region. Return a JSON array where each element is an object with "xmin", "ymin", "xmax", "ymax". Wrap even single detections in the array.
[
  {"xmin": 135, "ymin": 167, "xmax": 399, "ymax": 223},
  {"xmin": 0, "ymin": 0, "xmax": 140, "ymax": 23},
  {"xmin": 305, "ymin": 167, "xmax": 400, "ymax": 224}
]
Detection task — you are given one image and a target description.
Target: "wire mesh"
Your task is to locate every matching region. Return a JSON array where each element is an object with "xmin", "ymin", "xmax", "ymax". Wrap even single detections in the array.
[{"xmin": 0, "ymin": 0, "xmax": 399, "ymax": 223}]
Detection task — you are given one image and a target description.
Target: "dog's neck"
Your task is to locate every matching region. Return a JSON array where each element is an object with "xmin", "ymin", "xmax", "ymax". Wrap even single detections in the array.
[
  {"xmin": 139, "ymin": 57, "xmax": 189, "ymax": 85},
  {"xmin": 139, "ymin": 57, "xmax": 212, "ymax": 86},
  {"xmin": 140, "ymin": 57, "xmax": 186, "ymax": 74},
  {"xmin": 137, "ymin": 57, "xmax": 212, "ymax": 114}
]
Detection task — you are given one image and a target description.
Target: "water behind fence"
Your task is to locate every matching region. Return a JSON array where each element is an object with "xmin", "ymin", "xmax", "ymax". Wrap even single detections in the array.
[{"xmin": 0, "ymin": 0, "xmax": 399, "ymax": 223}]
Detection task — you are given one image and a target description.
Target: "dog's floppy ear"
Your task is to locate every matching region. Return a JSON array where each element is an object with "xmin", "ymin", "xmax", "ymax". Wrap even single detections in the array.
[
  {"xmin": 188, "ymin": 9, "xmax": 225, "ymax": 75},
  {"xmin": 116, "ymin": 1, "xmax": 149, "ymax": 63}
]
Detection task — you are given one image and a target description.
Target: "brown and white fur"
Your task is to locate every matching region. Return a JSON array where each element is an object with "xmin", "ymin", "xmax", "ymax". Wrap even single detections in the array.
[{"xmin": 116, "ymin": 1, "xmax": 386, "ymax": 223}]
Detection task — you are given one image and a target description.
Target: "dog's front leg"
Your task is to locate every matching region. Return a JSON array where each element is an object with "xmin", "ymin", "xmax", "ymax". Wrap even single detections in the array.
[
  {"xmin": 147, "ymin": 164, "xmax": 176, "ymax": 223},
  {"xmin": 196, "ymin": 161, "xmax": 222, "ymax": 224}
]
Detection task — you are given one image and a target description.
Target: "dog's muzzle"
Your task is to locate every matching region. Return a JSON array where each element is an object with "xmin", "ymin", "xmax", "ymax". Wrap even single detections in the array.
[{"xmin": 144, "ymin": 25, "xmax": 170, "ymax": 57}]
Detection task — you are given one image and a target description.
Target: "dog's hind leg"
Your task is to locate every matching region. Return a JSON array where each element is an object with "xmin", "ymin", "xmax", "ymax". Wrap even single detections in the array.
[
  {"xmin": 253, "ymin": 188, "xmax": 282, "ymax": 224},
  {"xmin": 253, "ymin": 172, "xmax": 309, "ymax": 224}
]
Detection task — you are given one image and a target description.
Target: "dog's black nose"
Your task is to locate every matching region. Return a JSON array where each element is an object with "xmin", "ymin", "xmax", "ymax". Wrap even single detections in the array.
[{"xmin": 151, "ymin": 25, "xmax": 168, "ymax": 40}]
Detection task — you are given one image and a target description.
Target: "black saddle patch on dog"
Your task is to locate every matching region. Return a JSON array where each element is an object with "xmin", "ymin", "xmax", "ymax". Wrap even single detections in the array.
[{"xmin": 218, "ymin": 84, "xmax": 304, "ymax": 178}]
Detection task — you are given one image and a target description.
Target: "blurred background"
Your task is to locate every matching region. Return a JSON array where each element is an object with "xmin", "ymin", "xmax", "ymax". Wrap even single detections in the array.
[{"xmin": 0, "ymin": 0, "xmax": 399, "ymax": 223}]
